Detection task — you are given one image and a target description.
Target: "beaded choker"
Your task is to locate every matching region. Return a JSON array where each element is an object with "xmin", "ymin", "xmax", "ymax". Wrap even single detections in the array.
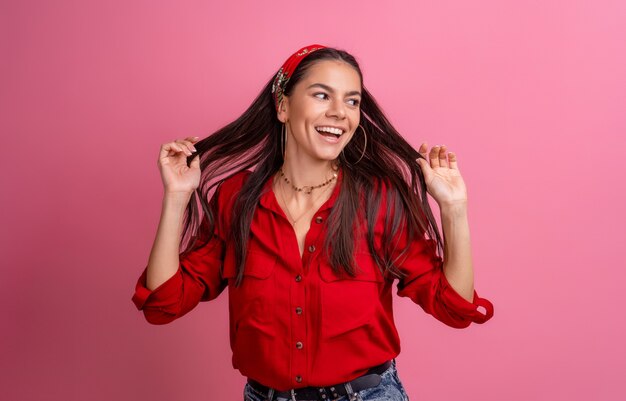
[{"xmin": 278, "ymin": 167, "xmax": 337, "ymax": 195}]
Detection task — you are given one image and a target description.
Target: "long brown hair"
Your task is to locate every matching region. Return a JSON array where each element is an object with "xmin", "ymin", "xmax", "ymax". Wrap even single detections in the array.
[{"xmin": 180, "ymin": 46, "xmax": 443, "ymax": 287}]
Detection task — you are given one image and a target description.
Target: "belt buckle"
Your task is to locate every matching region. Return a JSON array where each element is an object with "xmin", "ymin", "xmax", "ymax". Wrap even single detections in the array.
[
  {"xmin": 328, "ymin": 386, "xmax": 341, "ymax": 401},
  {"xmin": 315, "ymin": 386, "xmax": 337, "ymax": 401},
  {"xmin": 288, "ymin": 388, "xmax": 328, "ymax": 401}
]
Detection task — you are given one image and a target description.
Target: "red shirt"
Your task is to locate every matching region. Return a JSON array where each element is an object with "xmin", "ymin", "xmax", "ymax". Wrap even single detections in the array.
[{"xmin": 132, "ymin": 169, "xmax": 494, "ymax": 391}]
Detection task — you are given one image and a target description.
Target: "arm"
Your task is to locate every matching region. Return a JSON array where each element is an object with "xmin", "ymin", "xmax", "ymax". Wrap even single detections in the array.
[
  {"xmin": 395, "ymin": 228, "xmax": 493, "ymax": 329},
  {"xmin": 145, "ymin": 192, "xmax": 193, "ymax": 291},
  {"xmin": 131, "ymin": 137, "xmax": 227, "ymax": 324},
  {"xmin": 441, "ymin": 201, "xmax": 474, "ymax": 302},
  {"xmin": 131, "ymin": 190, "xmax": 227, "ymax": 325},
  {"xmin": 396, "ymin": 143, "xmax": 494, "ymax": 328}
]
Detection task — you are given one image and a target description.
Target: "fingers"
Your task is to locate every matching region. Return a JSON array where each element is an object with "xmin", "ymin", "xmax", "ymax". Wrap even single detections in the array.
[
  {"xmin": 417, "ymin": 142, "xmax": 428, "ymax": 169},
  {"xmin": 158, "ymin": 137, "xmax": 201, "ymax": 164},
  {"xmin": 184, "ymin": 136, "xmax": 201, "ymax": 144},
  {"xmin": 448, "ymin": 151, "xmax": 458, "ymax": 170},
  {"xmin": 429, "ymin": 145, "xmax": 441, "ymax": 168},
  {"xmin": 190, "ymin": 153, "xmax": 200, "ymax": 169},
  {"xmin": 437, "ymin": 145, "xmax": 448, "ymax": 168},
  {"xmin": 174, "ymin": 137, "xmax": 198, "ymax": 155},
  {"xmin": 417, "ymin": 143, "xmax": 458, "ymax": 170},
  {"xmin": 418, "ymin": 142, "xmax": 428, "ymax": 159},
  {"xmin": 159, "ymin": 142, "xmax": 183, "ymax": 160}
]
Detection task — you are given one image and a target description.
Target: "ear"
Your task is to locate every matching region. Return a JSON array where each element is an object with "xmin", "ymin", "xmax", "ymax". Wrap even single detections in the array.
[{"xmin": 276, "ymin": 96, "xmax": 289, "ymax": 123}]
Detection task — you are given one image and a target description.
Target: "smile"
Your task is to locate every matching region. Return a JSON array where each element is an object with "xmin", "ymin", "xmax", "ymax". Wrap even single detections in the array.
[{"xmin": 315, "ymin": 126, "xmax": 344, "ymax": 138}]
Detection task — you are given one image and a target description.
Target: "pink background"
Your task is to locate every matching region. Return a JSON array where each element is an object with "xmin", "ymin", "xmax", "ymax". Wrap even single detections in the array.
[{"xmin": 2, "ymin": 1, "xmax": 625, "ymax": 400}]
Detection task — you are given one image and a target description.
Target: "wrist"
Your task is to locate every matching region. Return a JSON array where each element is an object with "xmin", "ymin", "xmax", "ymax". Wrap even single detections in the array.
[
  {"xmin": 440, "ymin": 200, "xmax": 468, "ymax": 216},
  {"xmin": 163, "ymin": 191, "xmax": 193, "ymax": 204}
]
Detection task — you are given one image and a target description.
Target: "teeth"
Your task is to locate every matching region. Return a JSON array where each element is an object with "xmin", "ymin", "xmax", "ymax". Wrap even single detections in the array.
[{"xmin": 315, "ymin": 126, "xmax": 343, "ymax": 136}]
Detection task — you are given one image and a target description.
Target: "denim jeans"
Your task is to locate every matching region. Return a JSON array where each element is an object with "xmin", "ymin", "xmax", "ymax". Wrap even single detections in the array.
[{"xmin": 243, "ymin": 359, "xmax": 410, "ymax": 401}]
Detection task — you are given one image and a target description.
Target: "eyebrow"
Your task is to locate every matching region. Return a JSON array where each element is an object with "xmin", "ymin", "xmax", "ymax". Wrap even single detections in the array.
[{"xmin": 306, "ymin": 83, "xmax": 361, "ymax": 97}]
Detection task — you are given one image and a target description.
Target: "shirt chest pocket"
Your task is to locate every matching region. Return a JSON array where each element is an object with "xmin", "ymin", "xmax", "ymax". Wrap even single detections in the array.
[
  {"xmin": 222, "ymin": 249, "xmax": 278, "ymax": 329},
  {"xmin": 318, "ymin": 252, "xmax": 384, "ymax": 340}
]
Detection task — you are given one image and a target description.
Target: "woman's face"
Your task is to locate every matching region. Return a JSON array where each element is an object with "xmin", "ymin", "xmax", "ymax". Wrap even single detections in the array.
[{"xmin": 279, "ymin": 59, "xmax": 362, "ymax": 163}]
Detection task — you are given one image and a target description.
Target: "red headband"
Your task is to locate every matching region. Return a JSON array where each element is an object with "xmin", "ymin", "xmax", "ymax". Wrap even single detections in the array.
[{"xmin": 271, "ymin": 44, "xmax": 327, "ymax": 112}]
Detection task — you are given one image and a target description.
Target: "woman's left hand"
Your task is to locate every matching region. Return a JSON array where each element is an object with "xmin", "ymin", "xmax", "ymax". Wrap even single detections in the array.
[{"xmin": 416, "ymin": 143, "xmax": 468, "ymax": 206}]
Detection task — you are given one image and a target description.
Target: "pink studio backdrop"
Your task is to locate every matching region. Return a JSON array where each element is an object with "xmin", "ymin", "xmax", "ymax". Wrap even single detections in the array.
[{"xmin": 1, "ymin": 1, "xmax": 625, "ymax": 401}]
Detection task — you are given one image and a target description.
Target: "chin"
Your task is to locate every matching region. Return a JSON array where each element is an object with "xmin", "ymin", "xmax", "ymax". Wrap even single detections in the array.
[{"xmin": 312, "ymin": 148, "xmax": 342, "ymax": 162}]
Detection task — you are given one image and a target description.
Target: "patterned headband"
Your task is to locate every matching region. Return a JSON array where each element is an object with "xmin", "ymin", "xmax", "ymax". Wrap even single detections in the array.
[{"xmin": 271, "ymin": 44, "xmax": 327, "ymax": 112}]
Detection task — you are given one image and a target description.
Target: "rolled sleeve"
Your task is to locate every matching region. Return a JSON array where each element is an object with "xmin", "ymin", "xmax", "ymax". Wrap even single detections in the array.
[
  {"xmin": 132, "ymin": 265, "xmax": 185, "ymax": 324},
  {"xmin": 396, "ymin": 238, "xmax": 494, "ymax": 329},
  {"xmin": 132, "ymin": 264, "xmax": 183, "ymax": 310},
  {"xmin": 131, "ymin": 236, "xmax": 227, "ymax": 325}
]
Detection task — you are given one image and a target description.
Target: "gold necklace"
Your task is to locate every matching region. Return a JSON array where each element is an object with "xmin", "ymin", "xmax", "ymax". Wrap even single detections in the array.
[
  {"xmin": 278, "ymin": 167, "xmax": 337, "ymax": 195},
  {"xmin": 277, "ymin": 174, "xmax": 334, "ymax": 227}
]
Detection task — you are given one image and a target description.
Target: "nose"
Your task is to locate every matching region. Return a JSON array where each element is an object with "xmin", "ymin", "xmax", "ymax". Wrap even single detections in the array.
[{"xmin": 326, "ymin": 98, "xmax": 346, "ymax": 119}]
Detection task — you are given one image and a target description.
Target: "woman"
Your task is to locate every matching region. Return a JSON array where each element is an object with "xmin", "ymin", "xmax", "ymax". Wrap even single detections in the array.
[{"xmin": 132, "ymin": 44, "xmax": 494, "ymax": 401}]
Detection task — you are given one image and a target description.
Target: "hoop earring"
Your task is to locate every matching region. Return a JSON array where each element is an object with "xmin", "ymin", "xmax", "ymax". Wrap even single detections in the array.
[
  {"xmin": 341, "ymin": 124, "xmax": 367, "ymax": 166},
  {"xmin": 280, "ymin": 123, "xmax": 286, "ymax": 161}
]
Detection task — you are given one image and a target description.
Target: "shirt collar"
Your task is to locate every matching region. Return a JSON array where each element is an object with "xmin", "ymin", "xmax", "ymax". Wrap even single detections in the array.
[{"xmin": 259, "ymin": 167, "xmax": 343, "ymax": 215}]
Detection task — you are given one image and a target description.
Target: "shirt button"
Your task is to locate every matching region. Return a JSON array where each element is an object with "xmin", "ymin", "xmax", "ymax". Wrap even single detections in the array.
[
  {"xmin": 295, "ymin": 375, "xmax": 302, "ymax": 383},
  {"xmin": 308, "ymin": 245, "xmax": 316, "ymax": 252},
  {"xmin": 315, "ymin": 216, "xmax": 323, "ymax": 224},
  {"xmin": 295, "ymin": 274, "xmax": 302, "ymax": 282},
  {"xmin": 295, "ymin": 307, "xmax": 303, "ymax": 315},
  {"xmin": 296, "ymin": 341, "xmax": 303, "ymax": 349}
]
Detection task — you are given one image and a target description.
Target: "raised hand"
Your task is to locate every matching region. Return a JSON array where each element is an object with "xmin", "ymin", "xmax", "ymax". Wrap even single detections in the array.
[
  {"xmin": 157, "ymin": 136, "xmax": 201, "ymax": 195},
  {"xmin": 416, "ymin": 143, "xmax": 468, "ymax": 206}
]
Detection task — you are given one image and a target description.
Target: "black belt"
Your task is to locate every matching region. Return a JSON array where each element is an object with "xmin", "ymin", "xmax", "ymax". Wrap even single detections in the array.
[{"xmin": 247, "ymin": 359, "xmax": 392, "ymax": 401}]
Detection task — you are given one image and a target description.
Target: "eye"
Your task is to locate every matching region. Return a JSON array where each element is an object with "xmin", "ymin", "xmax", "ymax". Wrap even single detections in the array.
[{"xmin": 314, "ymin": 92, "xmax": 360, "ymax": 107}]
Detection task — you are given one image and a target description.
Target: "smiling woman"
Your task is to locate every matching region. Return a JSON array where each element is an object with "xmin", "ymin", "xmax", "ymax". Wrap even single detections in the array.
[
  {"xmin": 278, "ymin": 59, "xmax": 362, "ymax": 168},
  {"xmin": 131, "ymin": 44, "xmax": 494, "ymax": 401}
]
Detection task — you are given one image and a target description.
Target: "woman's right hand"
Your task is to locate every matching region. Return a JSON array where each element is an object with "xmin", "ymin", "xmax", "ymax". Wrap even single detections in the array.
[{"xmin": 157, "ymin": 136, "xmax": 201, "ymax": 195}]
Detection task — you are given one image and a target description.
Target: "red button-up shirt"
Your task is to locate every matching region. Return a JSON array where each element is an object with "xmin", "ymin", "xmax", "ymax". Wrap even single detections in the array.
[{"xmin": 132, "ymin": 168, "xmax": 494, "ymax": 391}]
